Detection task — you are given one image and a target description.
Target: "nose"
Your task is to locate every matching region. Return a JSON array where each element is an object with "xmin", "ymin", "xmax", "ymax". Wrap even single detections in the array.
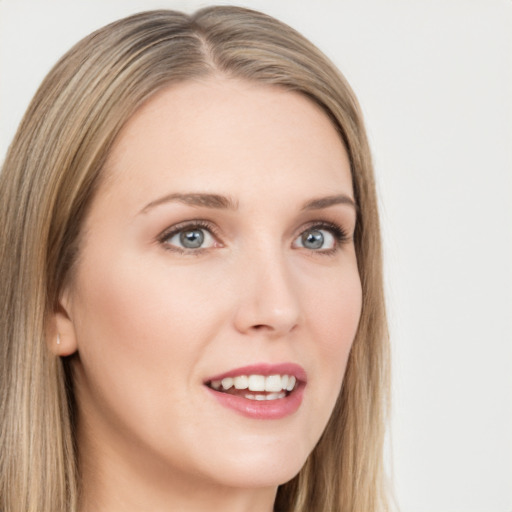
[{"xmin": 232, "ymin": 249, "xmax": 301, "ymax": 337}]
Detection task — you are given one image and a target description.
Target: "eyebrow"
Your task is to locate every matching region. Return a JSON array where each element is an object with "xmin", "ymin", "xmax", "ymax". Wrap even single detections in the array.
[
  {"xmin": 301, "ymin": 194, "xmax": 357, "ymax": 211},
  {"xmin": 140, "ymin": 192, "xmax": 356, "ymax": 214},
  {"xmin": 140, "ymin": 193, "xmax": 239, "ymax": 213}
]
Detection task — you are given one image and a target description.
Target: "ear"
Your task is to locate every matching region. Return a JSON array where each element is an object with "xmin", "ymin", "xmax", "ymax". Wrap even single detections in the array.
[{"xmin": 47, "ymin": 288, "xmax": 79, "ymax": 357}]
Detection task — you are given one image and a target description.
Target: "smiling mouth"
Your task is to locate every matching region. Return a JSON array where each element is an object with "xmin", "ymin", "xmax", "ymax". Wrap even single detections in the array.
[{"xmin": 206, "ymin": 374, "xmax": 297, "ymax": 401}]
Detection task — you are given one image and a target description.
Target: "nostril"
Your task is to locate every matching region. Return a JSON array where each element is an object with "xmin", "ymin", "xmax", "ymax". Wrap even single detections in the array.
[
  {"xmin": 247, "ymin": 320, "xmax": 299, "ymax": 335},
  {"xmin": 250, "ymin": 324, "xmax": 280, "ymax": 332}
]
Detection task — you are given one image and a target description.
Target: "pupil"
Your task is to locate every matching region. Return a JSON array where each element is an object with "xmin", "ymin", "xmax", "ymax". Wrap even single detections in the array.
[
  {"xmin": 302, "ymin": 230, "xmax": 324, "ymax": 249},
  {"xmin": 180, "ymin": 229, "xmax": 204, "ymax": 248}
]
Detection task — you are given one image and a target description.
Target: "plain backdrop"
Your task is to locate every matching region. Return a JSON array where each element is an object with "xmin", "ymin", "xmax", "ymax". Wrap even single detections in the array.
[{"xmin": 1, "ymin": 1, "xmax": 511, "ymax": 511}]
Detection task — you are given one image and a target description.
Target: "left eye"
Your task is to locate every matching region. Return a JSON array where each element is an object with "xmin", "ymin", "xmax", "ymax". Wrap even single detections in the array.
[
  {"xmin": 164, "ymin": 227, "xmax": 216, "ymax": 250},
  {"xmin": 293, "ymin": 227, "xmax": 336, "ymax": 251}
]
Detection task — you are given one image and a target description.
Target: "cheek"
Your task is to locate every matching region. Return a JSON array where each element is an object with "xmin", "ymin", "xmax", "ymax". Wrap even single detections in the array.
[
  {"xmin": 309, "ymin": 266, "xmax": 362, "ymax": 354},
  {"xmin": 69, "ymin": 247, "xmax": 237, "ymax": 410},
  {"xmin": 72, "ymin": 253, "xmax": 215, "ymax": 362},
  {"xmin": 305, "ymin": 265, "xmax": 362, "ymax": 405},
  {"xmin": 68, "ymin": 251, "xmax": 227, "ymax": 446}
]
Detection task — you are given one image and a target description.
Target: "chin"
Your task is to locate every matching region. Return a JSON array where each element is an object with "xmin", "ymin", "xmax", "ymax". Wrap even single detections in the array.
[
  {"xmin": 194, "ymin": 433, "xmax": 311, "ymax": 489},
  {"xmin": 208, "ymin": 461, "xmax": 304, "ymax": 490}
]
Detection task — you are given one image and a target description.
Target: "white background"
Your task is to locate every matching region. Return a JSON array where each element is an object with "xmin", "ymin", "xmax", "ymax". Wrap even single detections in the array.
[{"xmin": 1, "ymin": 1, "xmax": 511, "ymax": 511}]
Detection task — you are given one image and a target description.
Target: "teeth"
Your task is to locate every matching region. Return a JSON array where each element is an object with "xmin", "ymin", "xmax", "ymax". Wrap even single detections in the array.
[
  {"xmin": 211, "ymin": 374, "xmax": 298, "ymax": 393},
  {"xmin": 233, "ymin": 375, "xmax": 249, "ymax": 389},
  {"xmin": 248, "ymin": 375, "xmax": 266, "ymax": 392},
  {"xmin": 221, "ymin": 377, "xmax": 233, "ymax": 390},
  {"xmin": 266, "ymin": 392, "xmax": 286, "ymax": 400},
  {"xmin": 245, "ymin": 392, "xmax": 286, "ymax": 401},
  {"xmin": 265, "ymin": 374, "xmax": 283, "ymax": 392}
]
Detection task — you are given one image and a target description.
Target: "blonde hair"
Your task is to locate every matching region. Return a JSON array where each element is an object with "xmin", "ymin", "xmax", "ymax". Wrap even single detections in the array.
[{"xmin": 0, "ymin": 7, "xmax": 390, "ymax": 512}]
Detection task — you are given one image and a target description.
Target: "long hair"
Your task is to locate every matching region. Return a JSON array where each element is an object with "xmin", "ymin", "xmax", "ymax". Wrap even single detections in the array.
[{"xmin": 0, "ymin": 7, "xmax": 390, "ymax": 511}]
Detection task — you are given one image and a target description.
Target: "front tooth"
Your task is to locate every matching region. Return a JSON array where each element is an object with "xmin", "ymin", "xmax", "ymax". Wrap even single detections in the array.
[
  {"xmin": 248, "ymin": 375, "xmax": 265, "ymax": 392},
  {"xmin": 221, "ymin": 377, "xmax": 234, "ymax": 390},
  {"xmin": 281, "ymin": 375, "xmax": 289, "ymax": 389},
  {"xmin": 286, "ymin": 375, "xmax": 296, "ymax": 391},
  {"xmin": 234, "ymin": 375, "xmax": 249, "ymax": 389},
  {"xmin": 265, "ymin": 374, "xmax": 283, "ymax": 392}
]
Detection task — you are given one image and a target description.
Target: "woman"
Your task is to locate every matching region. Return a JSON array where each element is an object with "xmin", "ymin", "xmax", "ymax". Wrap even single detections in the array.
[{"xmin": 0, "ymin": 6, "xmax": 390, "ymax": 512}]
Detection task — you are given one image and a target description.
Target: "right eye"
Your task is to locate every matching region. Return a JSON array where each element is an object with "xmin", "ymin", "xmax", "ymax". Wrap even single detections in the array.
[{"xmin": 160, "ymin": 222, "xmax": 219, "ymax": 252}]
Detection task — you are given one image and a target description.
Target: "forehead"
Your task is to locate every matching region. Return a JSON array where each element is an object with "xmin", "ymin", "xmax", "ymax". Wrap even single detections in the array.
[{"xmin": 101, "ymin": 77, "xmax": 353, "ymax": 209}]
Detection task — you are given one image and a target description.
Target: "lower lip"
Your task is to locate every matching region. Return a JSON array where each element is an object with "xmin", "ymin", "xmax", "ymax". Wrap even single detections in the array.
[{"xmin": 206, "ymin": 385, "xmax": 305, "ymax": 420}]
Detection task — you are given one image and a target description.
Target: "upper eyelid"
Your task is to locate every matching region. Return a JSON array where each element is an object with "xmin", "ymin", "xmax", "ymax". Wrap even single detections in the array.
[
  {"xmin": 296, "ymin": 220, "xmax": 350, "ymax": 237},
  {"xmin": 159, "ymin": 220, "xmax": 219, "ymax": 239}
]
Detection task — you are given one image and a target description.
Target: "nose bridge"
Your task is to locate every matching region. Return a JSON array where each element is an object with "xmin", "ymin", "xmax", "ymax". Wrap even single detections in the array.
[{"xmin": 233, "ymin": 242, "xmax": 301, "ymax": 336}]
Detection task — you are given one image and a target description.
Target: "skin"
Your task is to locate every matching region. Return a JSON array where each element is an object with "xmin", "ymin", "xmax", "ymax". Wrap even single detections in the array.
[{"xmin": 53, "ymin": 77, "xmax": 362, "ymax": 512}]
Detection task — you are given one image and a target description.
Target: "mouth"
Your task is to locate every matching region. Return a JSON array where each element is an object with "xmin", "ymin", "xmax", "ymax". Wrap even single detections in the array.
[
  {"xmin": 204, "ymin": 363, "xmax": 306, "ymax": 419},
  {"xmin": 206, "ymin": 373, "xmax": 298, "ymax": 401}
]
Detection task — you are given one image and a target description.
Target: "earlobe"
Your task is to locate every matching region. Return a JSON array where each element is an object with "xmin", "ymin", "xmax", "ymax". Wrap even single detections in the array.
[{"xmin": 48, "ymin": 292, "xmax": 79, "ymax": 357}]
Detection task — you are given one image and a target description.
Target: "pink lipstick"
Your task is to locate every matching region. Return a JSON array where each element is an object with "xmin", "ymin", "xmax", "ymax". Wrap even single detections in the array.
[{"xmin": 204, "ymin": 363, "xmax": 306, "ymax": 420}]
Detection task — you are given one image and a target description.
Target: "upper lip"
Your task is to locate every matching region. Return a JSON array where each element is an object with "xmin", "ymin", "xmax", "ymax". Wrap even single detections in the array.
[{"xmin": 204, "ymin": 362, "xmax": 307, "ymax": 384}]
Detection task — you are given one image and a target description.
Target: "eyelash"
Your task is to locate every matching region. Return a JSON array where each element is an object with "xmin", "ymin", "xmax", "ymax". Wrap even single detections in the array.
[
  {"xmin": 158, "ymin": 220, "xmax": 221, "ymax": 255},
  {"xmin": 300, "ymin": 221, "xmax": 350, "ymax": 255},
  {"xmin": 157, "ymin": 219, "xmax": 350, "ymax": 255}
]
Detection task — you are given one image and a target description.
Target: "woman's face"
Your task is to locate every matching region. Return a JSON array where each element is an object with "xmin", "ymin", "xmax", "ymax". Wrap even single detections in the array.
[{"xmin": 58, "ymin": 78, "xmax": 361, "ymax": 496}]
